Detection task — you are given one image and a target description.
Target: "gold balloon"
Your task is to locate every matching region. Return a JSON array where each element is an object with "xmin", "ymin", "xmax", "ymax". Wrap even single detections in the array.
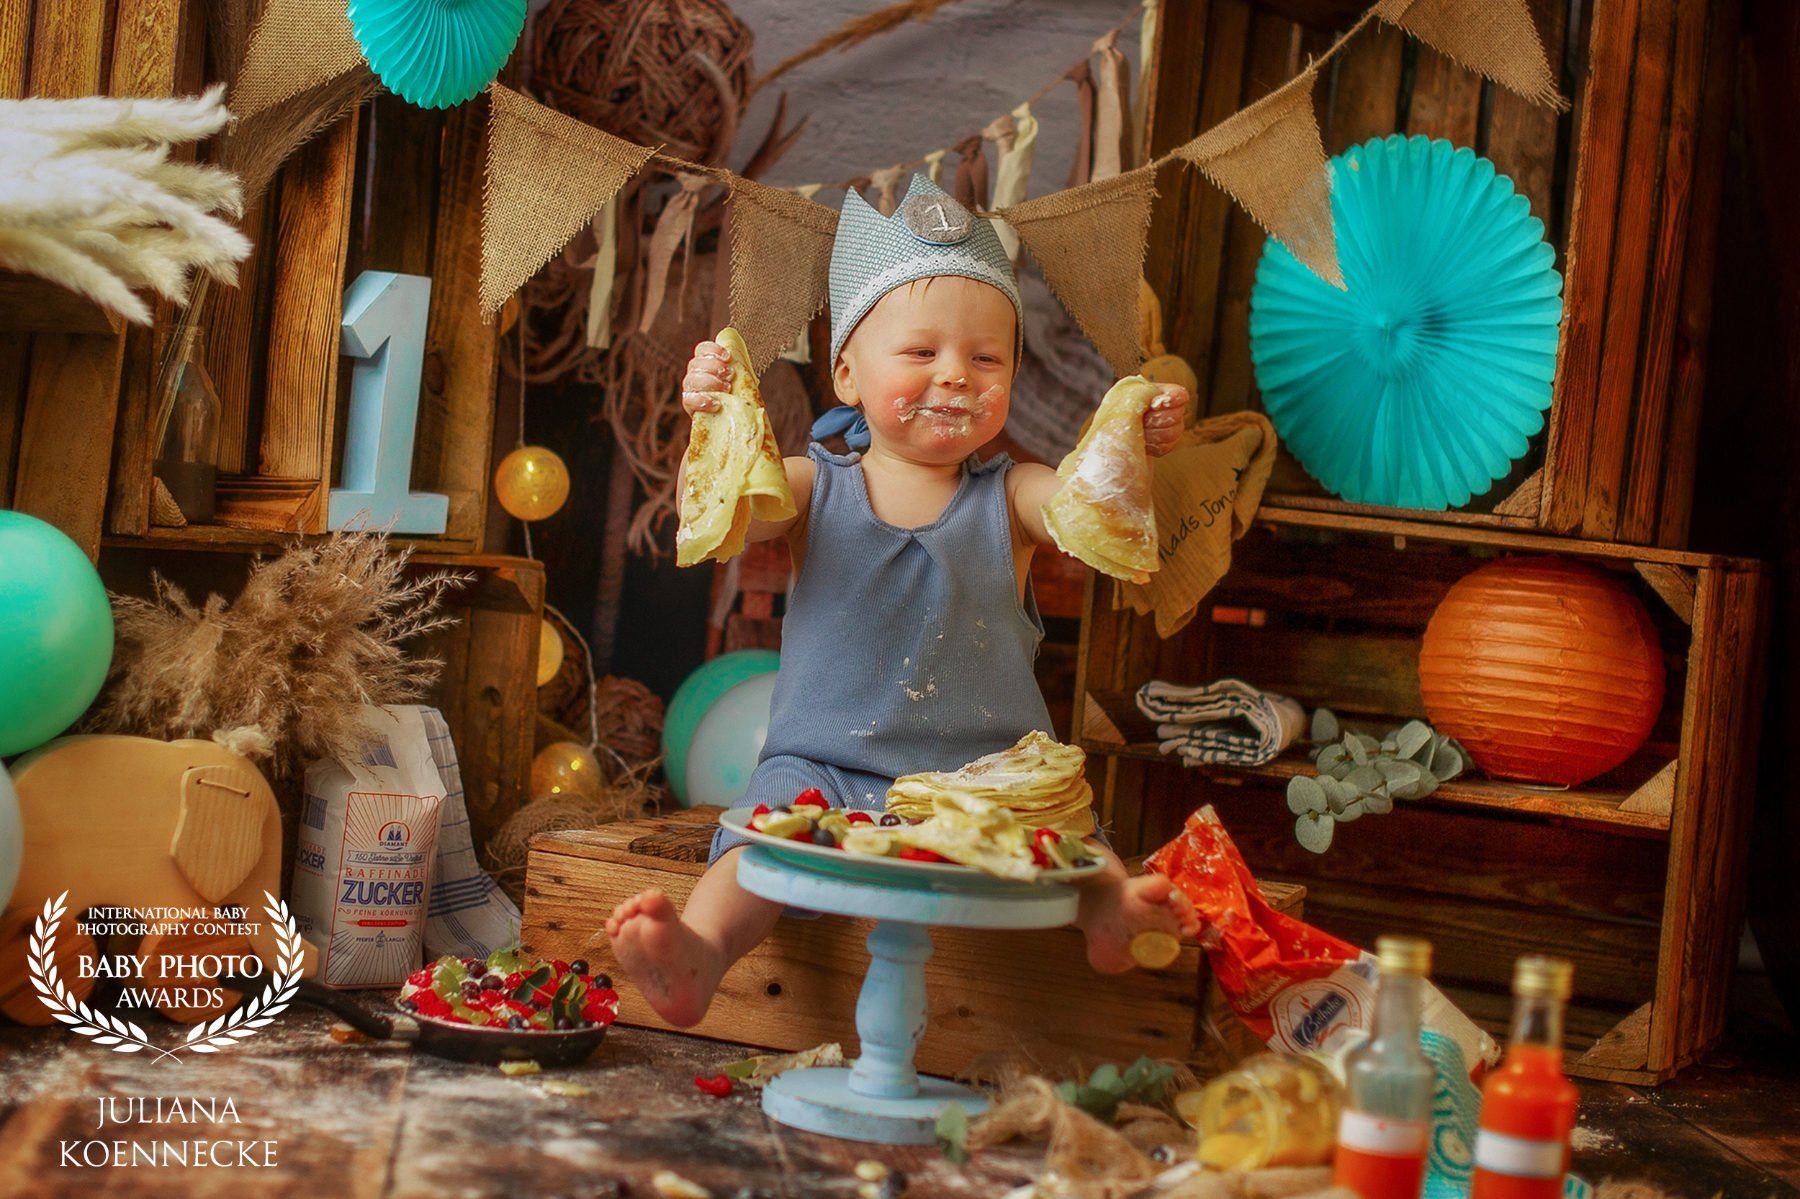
[
  {"xmin": 495, "ymin": 445, "xmax": 571, "ymax": 521},
  {"xmin": 531, "ymin": 741, "xmax": 603, "ymax": 800},
  {"xmin": 536, "ymin": 619, "xmax": 564, "ymax": 687}
]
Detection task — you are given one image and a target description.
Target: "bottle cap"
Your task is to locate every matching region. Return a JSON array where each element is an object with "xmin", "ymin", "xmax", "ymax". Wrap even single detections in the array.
[
  {"xmin": 1375, "ymin": 935, "xmax": 1432, "ymax": 976},
  {"xmin": 1513, "ymin": 955, "xmax": 1573, "ymax": 999}
]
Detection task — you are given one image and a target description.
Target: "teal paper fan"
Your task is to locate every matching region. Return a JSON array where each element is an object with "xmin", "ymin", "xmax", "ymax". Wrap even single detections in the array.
[
  {"xmin": 1248, "ymin": 135, "xmax": 1563, "ymax": 510},
  {"xmin": 348, "ymin": 0, "xmax": 527, "ymax": 109}
]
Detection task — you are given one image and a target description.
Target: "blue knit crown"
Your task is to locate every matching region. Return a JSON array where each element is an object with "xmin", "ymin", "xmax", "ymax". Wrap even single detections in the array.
[{"xmin": 827, "ymin": 172, "xmax": 1022, "ymax": 367}]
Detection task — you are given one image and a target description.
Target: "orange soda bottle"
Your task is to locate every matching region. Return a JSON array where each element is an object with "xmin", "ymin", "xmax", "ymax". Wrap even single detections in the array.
[
  {"xmin": 1470, "ymin": 956, "xmax": 1579, "ymax": 1199},
  {"xmin": 1333, "ymin": 936, "xmax": 1434, "ymax": 1199}
]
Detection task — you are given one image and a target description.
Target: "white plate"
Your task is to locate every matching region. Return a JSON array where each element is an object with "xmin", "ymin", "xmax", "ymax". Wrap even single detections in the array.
[{"xmin": 718, "ymin": 807, "xmax": 1105, "ymax": 887}]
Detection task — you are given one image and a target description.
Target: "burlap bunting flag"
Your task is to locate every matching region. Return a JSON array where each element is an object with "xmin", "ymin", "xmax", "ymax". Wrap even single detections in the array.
[
  {"xmin": 1174, "ymin": 67, "xmax": 1343, "ymax": 289},
  {"xmin": 726, "ymin": 177, "xmax": 839, "ymax": 375},
  {"xmin": 1376, "ymin": 0, "xmax": 1568, "ymax": 111},
  {"xmin": 480, "ymin": 84, "xmax": 655, "ymax": 317},
  {"xmin": 1001, "ymin": 165, "xmax": 1157, "ymax": 376},
  {"xmin": 231, "ymin": 0, "xmax": 365, "ymax": 119}
]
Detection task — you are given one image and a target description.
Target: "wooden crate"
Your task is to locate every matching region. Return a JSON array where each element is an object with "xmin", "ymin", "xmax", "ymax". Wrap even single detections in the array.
[
  {"xmin": 1073, "ymin": 510, "xmax": 1771, "ymax": 1084},
  {"xmin": 105, "ymin": 91, "xmax": 499, "ymax": 552},
  {"xmin": 93, "ymin": 547, "xmax": 545, "ymax": 862},
  {"xmin": 0, "ymin": 0, "xmax": 190, "ymax": 559},
  {"xmin": 521, "ymin": 811, "xmax": 1307, "ymax": 1077},
  {"xmin": 1143, "ymin": 0, "xmax": 1740, "ymax": 548}
]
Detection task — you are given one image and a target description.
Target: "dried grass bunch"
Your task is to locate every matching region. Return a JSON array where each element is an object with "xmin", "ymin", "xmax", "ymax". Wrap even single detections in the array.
[{"xmin": 84, "ymin": 532, "xmax": 470, "ymax": 780}]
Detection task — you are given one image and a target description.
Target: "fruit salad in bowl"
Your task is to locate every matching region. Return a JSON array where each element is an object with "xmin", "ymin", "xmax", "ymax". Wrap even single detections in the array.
[{"xmin": 399, "ymin": 950, "xmax": 619, "ymax": 1032}]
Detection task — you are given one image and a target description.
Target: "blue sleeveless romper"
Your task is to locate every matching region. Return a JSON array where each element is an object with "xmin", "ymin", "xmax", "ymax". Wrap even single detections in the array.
[{"xmin": 709, "ymin": 440, "xmax": 1069, "ymax": 864}]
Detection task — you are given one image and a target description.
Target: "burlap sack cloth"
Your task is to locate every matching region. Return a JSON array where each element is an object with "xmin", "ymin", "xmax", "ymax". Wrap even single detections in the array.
[{"xmin": 1117, "ymin": 411, "xmax": 1278, "ymax": 638}]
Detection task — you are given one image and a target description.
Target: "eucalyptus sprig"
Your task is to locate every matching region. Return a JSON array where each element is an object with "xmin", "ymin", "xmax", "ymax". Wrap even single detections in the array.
[{"xmin": 1287, "ymin": 710, "xmax": 1466, "ymax": 853}]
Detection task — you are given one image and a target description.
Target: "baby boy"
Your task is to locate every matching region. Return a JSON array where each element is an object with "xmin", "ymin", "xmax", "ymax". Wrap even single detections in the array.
[{"xmin": 608, "ymin": 173, "xmax": 1198, "ymax": 1027}]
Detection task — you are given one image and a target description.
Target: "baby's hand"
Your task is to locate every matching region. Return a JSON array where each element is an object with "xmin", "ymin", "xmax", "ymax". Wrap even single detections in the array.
[
  {"xmin": 681, "ymin": 339, "xmax": 734, "ymax": 416},
  {"xmin": 1143, "ymin": 383, "xmax": 1189, "ymax": 457},
  {"xmin": 1076, "ymin": 872, "xmax": 1202, "ymax": 975}
]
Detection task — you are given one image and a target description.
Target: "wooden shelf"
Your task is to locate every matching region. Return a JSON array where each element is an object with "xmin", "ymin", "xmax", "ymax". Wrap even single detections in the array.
[
  {"xmin": 1081, "ymin": 735, "xmax": 1672, "ymax": 837},
  {"xmin": 104, "ymin": 524, "xmax": 482, "ymax": 556},
  {"xmin": 0, "ymin": 271, "xmax": 125, "ymax": 336}
]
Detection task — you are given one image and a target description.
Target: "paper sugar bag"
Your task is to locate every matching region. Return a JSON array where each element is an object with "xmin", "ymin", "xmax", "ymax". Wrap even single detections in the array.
[
  {"xmin": 292, "ymin": 705, "xmax": 445, "ymax": 988},
  {"xmin": 1120, "ymin": 410, "xmax": 1276, "ymax": 637}
]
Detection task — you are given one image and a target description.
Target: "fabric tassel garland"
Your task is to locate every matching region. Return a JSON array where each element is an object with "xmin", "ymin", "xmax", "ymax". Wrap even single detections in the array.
[{"xmin": 985, "ymin": 103, "xmax": 1039, "ymax": 263}]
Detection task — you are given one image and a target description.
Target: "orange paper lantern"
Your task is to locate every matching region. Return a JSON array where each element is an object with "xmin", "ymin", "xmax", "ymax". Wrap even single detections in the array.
[{"xmin": 1418, "ymin": 557, "xmax": 1664, "ymax": 786}]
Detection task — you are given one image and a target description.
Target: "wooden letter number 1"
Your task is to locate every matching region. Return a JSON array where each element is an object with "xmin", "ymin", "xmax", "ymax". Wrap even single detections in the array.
[{"xmin": 329, "ymin": 270, "xmax": 449, "ymax": 534}]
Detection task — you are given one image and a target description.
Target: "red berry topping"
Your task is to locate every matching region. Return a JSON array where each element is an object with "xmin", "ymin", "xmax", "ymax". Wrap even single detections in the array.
[
  {"xmin": 694, "ymin": 1073, "xmax": 734, "ymax": 1098},
  {"xmin": 792, "ymin": 788, "xmax": 828, "ymax": 810},
  {"xmin": 845, "ymin": 811, "xmax": 875, "ymax": 824},
  {"xmin": 898, "ymin": 848, "xmax": 950, "ymax": 863}
]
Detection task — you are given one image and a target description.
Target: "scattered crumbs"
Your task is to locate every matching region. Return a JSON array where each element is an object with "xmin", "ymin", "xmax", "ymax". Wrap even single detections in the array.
[
  {"xmin": 498, "ymin": 1060, "xmax": 542, "ymax": 1077},
  {"xmin": 904, "ymin": 687, "xmax": 925, "ymax": 701},
  {"xmin": 1570, "ymin": 1127, "xmax": 1617, "ymax": 1152},
  {"xmin": 653, "ymin": 1170, "xmax": 712, "ymax": 1199},
  {"xmin": 975, "ymin": 618, "xmax": 986, "ymax": 629},
  {"xmin": 903, "ymin": 657, "xmax": 911, "ymax": 667},
  {"xmin": 540, "ymin": 1079, "xmax": 591, "ymax": 1097}
]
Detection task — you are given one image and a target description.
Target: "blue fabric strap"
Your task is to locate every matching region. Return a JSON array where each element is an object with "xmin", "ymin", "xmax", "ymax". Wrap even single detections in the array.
[{"xmin": 810, "ymin": 405, "xmax": 871, "ymax": 450}]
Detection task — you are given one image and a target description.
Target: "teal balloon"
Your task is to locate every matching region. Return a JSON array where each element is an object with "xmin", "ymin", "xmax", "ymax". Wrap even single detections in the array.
[
  {"xmin": 1249, "ymin": 135, "xmax": 1564, "ymax": 510},
  {"xmin": 0, "ymin": 768, "xmax": 19, "ymax": 913},
  {"xmin": 0, "ymin": 511, "xmax": 114, "ymax": 756},
  {"xmin": 663, "ymin": 650, "xmax": 779, "ymax": 808},
  {"xmin": 348, "ymin": 0, "xmax": 528, "ymax": 109}
]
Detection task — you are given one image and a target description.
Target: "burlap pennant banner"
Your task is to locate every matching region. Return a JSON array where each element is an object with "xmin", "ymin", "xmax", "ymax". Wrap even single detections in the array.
[
  {"xmin": 1001, "ymin": 165, "xmax": 1157, "ymax": 376},
  {"xmin": 480, "ymin": 84, "xmax": 656, "ymax": 317},
  {"xmin": 727, "ymin": 177, "xmax": 839, "ymax": 374},
  {"xmin": 1376, "ymin": 0, "xmax": 1569, "ymax": 111},
  {"xmin": 232, "ymin": 0, "xmax": 365, "ymax": 119},
  {"xmin": 1174, "ymin": 67, "xmax": 1343, "ymax": 289}
]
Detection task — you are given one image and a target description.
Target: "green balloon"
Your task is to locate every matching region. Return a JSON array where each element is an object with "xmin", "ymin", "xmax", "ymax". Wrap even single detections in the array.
[{"xmin": 0, "ymin": 511, "xmax": 114, "ymax": 756}]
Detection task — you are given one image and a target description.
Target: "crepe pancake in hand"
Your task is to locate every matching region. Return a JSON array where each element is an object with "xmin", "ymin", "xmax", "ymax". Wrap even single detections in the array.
[
  {"xmin": 1043, "ymin": 375, "xmax": 1161, "ymax": 584},
  {"xmin": 885, "ymin": 730, "xmax": 1097, "ymax": 838},
  {"xmin": 675, "ymin": 326, "xmax": 797, "ymax": 567}
]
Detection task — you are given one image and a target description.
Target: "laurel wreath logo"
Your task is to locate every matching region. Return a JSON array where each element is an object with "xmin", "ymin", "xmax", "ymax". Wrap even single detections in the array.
[{"xmin": 29, "ymin": 890, "xmax": 305, "ymax": 1064}]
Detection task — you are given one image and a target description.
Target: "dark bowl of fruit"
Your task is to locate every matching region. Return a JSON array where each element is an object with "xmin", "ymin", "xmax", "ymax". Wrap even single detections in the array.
[{"xmin": 221, "ymin": 952, "xmax": 620, "ymax": 1067}]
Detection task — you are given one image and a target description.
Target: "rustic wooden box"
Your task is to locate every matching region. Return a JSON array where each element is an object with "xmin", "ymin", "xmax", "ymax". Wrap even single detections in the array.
[
  {"xmin": 1144, "ymin": 0, "xmax": 1739, "ymax": 548},
  {"xmin": 1075, "ymin": 511, "xmax": 1770, "ymax": 1084},
  {"xmin": 105, "ymin": 93, "xmax": 498, "ymax": 552},
  {"xmin": 521, "ymin": 811, "xmax": 1306, "ymax": 1077},
  {"xmin": 94, "ymin": 547, "xmax": 545, "ymax": 863}
]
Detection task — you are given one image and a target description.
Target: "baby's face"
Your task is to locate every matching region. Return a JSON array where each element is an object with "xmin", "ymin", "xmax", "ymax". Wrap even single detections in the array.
[{"xmin": 833, "ymin": 275, "xmax": 1016, "ymax": 464}]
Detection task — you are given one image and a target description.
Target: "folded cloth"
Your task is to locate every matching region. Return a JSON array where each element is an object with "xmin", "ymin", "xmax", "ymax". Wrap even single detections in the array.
[
  {"xmin": 418, "ymin": 706, "xmax": 523, "ymax": 959},
  {"xmin": 1135, "ymin": 678, "xmax": 1307, "ymax": 767}
]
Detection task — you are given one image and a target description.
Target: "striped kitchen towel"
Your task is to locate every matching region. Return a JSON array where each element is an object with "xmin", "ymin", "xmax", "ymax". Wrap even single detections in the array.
[
  {"xmin": 1134, "ymin": 678, "xmax": 1307, "ymax": 767},
  {"xmin": 417, "ymin": 706, "xmax": 522, "ymax": 959}
]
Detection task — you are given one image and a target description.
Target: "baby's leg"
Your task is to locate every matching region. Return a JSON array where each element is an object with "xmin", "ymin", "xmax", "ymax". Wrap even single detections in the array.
[{"xmin": 606, "ymin": 847, "xmax": 782, "ymax": 1027}]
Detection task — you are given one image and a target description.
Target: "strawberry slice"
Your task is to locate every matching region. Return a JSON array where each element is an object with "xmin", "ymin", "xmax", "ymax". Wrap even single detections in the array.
[
  {"xmin": 845, "ymin": 811, "xmax": 875, "ymax": 825},
  {"xmin": 899, "ymin": 848, "xmax": 950, "ymax": 863},
  {"xmin": 792, "ymin": 787, "xmax": 829, "ymax": 810}
]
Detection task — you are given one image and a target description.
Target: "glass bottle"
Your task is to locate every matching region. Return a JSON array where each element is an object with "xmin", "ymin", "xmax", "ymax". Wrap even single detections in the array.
[
  {"xmin": 1334, "ymin": 935, "xmax": 1436, "ymax": 1199},
  {"xmin": 1470, "ymin": 956, "xmax": 1579, "ymax": 1199},
  {"xmin": 153, "ymin": 324, "xmax": 222, "ymax": 522}
]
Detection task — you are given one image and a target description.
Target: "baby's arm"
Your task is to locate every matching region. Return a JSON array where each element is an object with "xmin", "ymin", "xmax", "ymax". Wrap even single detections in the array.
[
  {"xmin": 679, "ymin": 339, "xmax": 815, "ymax": 545},
  {"xmin": 1006, "ymin": 382, "xmax": 1192, "ymax": 548}
]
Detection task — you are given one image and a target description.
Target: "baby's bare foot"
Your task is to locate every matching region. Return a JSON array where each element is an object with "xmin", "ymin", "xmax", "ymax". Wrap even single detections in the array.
[
  {"xmin": 1076, "ymin": 873, "xmax": 1201, "ymax": 975},
  {"xmin": 606, "ymin": 889, "xmax": 725, "ymax": 1027}
]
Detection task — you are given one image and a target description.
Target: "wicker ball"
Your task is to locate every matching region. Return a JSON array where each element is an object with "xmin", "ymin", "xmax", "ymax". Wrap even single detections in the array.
[
  {"xmin": 527, "ymin": 0, "xmax": 753, "ymax": 164},
  {"xmin": 1418, "ymin": 557, "xmax": 1665, "ymax": 786}
]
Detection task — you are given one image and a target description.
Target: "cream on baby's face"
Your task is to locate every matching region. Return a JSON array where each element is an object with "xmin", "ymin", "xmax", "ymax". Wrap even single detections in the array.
[{"xmin": 832, "ymin": 275, "xmax": 1017, "ymax": 464}]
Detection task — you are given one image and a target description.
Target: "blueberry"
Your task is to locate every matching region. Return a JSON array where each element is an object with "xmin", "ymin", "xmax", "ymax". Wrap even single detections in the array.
[
  {"xmin": 481, "ymin": 974, "xmax": 504, "ymax": 991},
  {"xmin": 570, "ymin": 959, "xmax": 589, "ymax": 976},
  {"xmin": 1072, "ymin": 857, "xmax": 1098, "ymax": 868},
  {"xmin": 555, "ymin": 1018, "xmax": 572, "ymax": 1030},
  {"xmin": 593, "ymin": 973, "xmax": 613, "ymax": 989},
  {"xmin": 507, "ymin": 1015, "xmax": 528, "ymax": 1030},
  {"xmin": 879, "ymin": 814, "xmax": 903, "ymax": 827},
  {"xmin": 398, "ymin": 998, "xmax": 417, "ymax": 1012}
]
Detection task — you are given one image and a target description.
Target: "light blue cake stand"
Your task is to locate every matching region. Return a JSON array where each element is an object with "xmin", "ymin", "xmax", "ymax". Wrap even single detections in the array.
[{"xmin": 723, "ymin": 810, "xmax": 1097, "ymax": 1145}]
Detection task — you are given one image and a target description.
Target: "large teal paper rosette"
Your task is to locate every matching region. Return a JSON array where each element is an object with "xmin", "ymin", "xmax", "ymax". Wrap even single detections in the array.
[
  {"xmin": 348, "ymin": 0, "xmax": 528, "ymax": 109},
  {"xmin": 1248, "ymin": 135, "xmax": 1564, "ymax": 510}
]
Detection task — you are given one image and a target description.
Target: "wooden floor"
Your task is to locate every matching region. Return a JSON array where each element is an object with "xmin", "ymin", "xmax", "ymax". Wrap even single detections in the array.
[{"xmin": 0, "ymin": 994, "xmax": 1795, "ymax": 1198}]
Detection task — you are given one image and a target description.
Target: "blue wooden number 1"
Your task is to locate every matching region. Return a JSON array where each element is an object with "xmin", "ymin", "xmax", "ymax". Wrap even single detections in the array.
[{"xmin": 329, "ymin": 270, "xmax": 449, "ymax": 533}]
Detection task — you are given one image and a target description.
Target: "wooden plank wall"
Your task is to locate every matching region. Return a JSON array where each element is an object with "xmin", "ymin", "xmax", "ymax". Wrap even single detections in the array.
[
  {"xmin": 0, "ymin": 0, "xmax": 184, "ymax": 558},
  {"xmin": 1146, "ymin": 0, "xmax": 1736, "ymax": 549}
]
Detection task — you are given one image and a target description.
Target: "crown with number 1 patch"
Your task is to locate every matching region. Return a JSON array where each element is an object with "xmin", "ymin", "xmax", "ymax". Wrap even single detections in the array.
[{"xmin": 827, "ymin": 172, "xmax": 1022, "ymax": 367}]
